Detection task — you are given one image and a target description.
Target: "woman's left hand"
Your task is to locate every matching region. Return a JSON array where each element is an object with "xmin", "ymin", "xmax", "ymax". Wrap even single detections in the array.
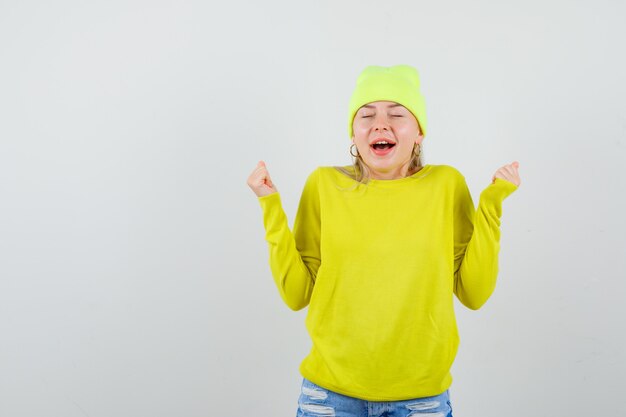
[{"xmin": 492, "ymin": 161, "xmax": 521, "ymax": 187}]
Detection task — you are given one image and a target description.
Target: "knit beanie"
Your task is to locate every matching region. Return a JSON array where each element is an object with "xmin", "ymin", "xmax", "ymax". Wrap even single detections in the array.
[{"xmin": 347, "ymin": 64, "xmax": 427, "ymax": 139}]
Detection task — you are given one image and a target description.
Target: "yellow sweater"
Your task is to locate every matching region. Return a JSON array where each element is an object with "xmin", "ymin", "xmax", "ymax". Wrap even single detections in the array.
[{"xmin": 257, "ymin": 164, "xmax": 518, "ymax": 401}]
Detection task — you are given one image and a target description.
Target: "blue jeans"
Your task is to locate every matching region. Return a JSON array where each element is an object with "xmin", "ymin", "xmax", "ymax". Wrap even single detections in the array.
[{"xmin": 296, "ymin": 378, "xmax": 453, "ymax": 417}]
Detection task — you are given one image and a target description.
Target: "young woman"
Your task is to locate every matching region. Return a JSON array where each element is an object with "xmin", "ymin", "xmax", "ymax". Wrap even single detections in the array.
[{"xmin": 247, "ymin": 64, "xmax": 521, "ymax": 417}]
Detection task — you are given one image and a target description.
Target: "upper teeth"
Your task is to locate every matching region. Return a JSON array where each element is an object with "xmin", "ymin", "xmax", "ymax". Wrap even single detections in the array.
[{"xmin": 374, "ymin": 141, "xmax": 391, "ymax": 145}]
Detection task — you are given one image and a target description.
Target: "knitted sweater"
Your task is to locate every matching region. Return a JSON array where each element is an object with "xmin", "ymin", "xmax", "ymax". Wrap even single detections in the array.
[{"xmin": 257, "ymin": 164, "xmax": 518, "ymax": 401}]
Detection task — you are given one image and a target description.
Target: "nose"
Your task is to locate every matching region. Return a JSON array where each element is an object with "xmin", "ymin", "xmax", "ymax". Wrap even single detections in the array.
[{"xmin": 373, "ymin": 113, "xmax": 390, "ymax": 131}]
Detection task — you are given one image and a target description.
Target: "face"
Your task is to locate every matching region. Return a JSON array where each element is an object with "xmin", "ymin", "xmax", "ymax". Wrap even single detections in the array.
[{"xmin": 351, "ymin": 101, "xmax": 424, "ymax": 180}]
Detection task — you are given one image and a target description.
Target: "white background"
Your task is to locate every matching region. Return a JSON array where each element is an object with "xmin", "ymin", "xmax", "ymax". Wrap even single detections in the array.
[{"xmin": 1, "ymin": 1, "xmax": 625, "ymax": 416}]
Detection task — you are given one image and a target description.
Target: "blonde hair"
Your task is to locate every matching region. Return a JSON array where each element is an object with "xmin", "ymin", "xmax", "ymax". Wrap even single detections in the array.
[{"xmin": 333, "ymin": 142, "xmax": 425, "ymax": 190}]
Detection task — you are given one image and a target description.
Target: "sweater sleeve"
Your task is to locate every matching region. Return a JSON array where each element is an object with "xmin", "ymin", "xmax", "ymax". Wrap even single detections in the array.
[
  {"xmin": 257, "ymin": 168, "xmax": 321, "ymax": 311},
  {"xmin": 453, "ymin": 176, "xmax": 518, "ymax": 310}
]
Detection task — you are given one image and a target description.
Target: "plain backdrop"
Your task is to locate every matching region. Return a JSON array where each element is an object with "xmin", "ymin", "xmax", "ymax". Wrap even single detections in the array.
[{"xmin": 1, "ymin": 1, "xmax": 625, "ymax": 416}]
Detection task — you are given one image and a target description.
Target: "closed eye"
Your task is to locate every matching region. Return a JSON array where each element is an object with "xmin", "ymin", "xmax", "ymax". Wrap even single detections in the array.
[{"xmin": 361, "ymin": 115, "xmax": 403, "ymax": 118}]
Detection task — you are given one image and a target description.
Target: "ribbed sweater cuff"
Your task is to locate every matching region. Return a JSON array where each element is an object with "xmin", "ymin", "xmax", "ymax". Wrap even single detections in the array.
[
  {"xmin": 478, "ymin": 178, "xmax": 518, "ymax": 215},
  {"xmin": 257, "ymin": 191, "xmax": 281, "ymax": 207},
  {"xmin": 480, "ymin": 178, "xmax": 517, "ymax": 201}
]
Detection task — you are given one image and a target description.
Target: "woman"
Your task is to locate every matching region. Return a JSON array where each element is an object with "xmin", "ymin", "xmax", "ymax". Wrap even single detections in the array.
[{"xmin": 247, "ymin": 64, "xmax": 521, "ymax": 417}]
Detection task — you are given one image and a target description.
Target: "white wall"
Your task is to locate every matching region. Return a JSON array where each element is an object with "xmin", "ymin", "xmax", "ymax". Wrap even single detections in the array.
[{"xmin": 1, "ymin": 0, "xmax": 624, "ymax": 416}]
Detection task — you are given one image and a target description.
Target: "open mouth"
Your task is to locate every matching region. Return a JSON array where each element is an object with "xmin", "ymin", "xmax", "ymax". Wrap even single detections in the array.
[
  {"xmin": 370, "ymin": 142, "xmax": 396, "ymax": 156},
  {"xmin": 371, "ymin": 143, "xmax": 396, "ymax": 151}
]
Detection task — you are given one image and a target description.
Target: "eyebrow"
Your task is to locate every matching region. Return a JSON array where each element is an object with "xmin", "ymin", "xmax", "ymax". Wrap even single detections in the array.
[{"xmin": 361, "ymin": 103, "xmax": 403, "ymax": 109}]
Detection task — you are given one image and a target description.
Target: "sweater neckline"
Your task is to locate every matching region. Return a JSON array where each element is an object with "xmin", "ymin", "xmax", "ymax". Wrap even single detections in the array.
[{"xmin": 367, "ymin": 165, "xmax": 433, "ymax": 185}]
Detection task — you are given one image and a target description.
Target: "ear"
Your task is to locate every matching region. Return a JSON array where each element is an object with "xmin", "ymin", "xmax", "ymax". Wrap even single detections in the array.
[{"xmin": 416, "ymin": 120, "xmax": 425, "ymax": 139}]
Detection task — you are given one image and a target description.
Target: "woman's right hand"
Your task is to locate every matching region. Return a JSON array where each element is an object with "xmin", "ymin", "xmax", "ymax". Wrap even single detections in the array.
[{"xmin": 247, "ymin": 160, "xmax": 278, "ymax": 197}]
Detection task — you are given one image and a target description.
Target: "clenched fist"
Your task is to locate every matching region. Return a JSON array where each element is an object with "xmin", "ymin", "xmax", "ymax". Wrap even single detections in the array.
[
  {"xmin": 491, "ymin": 161, "xmax": 521, "ymax": 187},
  {"xmin": 247, "ymin": 160, "xmax": 278, "ymax": 197}
]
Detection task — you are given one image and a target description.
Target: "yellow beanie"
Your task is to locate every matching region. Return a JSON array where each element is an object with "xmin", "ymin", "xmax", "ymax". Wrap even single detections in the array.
[{"xmin": 348, "ymin": 64, "xmax": 427, "ymax": 139}]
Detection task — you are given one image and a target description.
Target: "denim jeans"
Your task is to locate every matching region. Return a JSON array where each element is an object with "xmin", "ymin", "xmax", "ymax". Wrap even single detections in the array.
[{"xmin": 296, "ymin": 377, "xmax": 453, "ymax": 417}]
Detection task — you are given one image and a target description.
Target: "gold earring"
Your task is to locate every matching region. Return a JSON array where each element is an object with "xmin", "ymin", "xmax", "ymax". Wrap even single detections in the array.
[
  {"xmin": 350, "ymin": 143, "xmax": 360, "ymax": 158},
  {"xmin": 414, "ymin": 142, "xmax": 422, "ymax": 157}
]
